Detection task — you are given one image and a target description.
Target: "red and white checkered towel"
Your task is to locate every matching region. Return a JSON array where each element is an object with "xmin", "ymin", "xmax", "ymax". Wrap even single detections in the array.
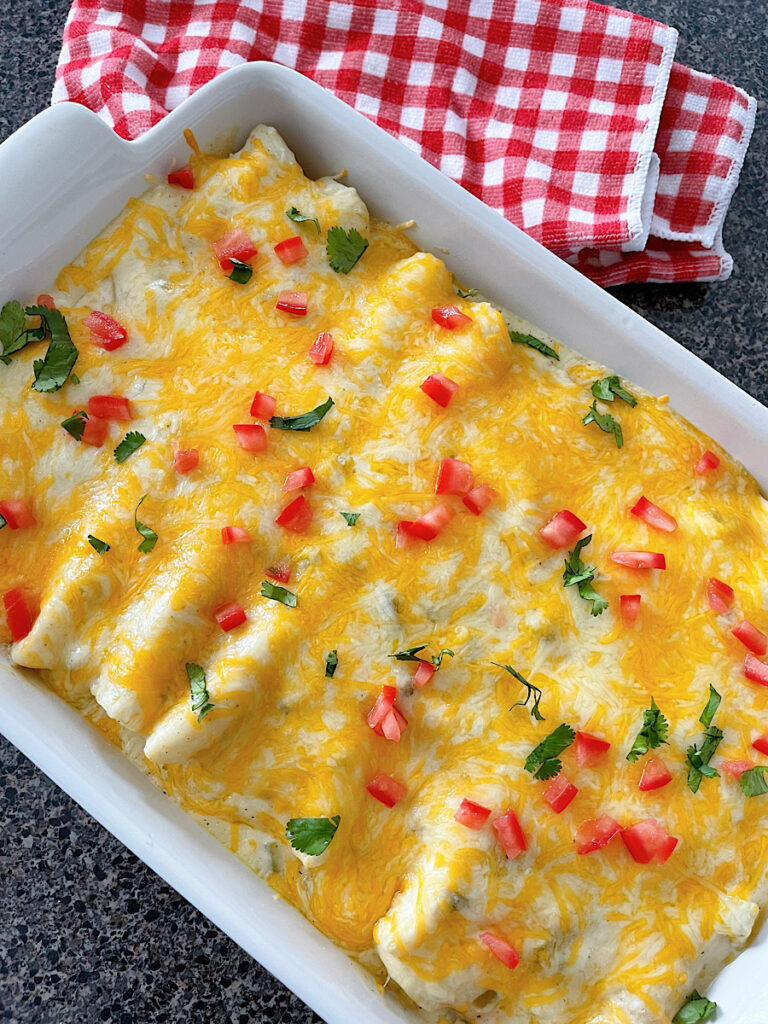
[{"xmin": 52, "ymin": 0, "xmax": 756, "ymax": 287}]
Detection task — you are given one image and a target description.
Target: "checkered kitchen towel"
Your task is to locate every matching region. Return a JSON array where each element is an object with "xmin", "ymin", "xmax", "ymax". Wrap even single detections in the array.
[{"xmin": 52, "ymin": 0, "xmax": 756, "ymax": 286}]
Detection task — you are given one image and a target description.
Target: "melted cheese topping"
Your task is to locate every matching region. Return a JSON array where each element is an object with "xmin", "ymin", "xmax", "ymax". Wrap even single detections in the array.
[{"xmin": 2, "ymin": 125, "xmax": 768, "ymax": 1024}]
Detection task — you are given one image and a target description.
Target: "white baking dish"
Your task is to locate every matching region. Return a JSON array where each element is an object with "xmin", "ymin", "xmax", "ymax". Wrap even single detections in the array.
[{"xmin": 1, "ymin": 62, "xmax": 766, "ymax": 1024}]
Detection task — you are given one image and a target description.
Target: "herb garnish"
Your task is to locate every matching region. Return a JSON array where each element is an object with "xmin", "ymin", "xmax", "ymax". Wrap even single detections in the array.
[
  {"xmin": 699, "ymin": 685, "xmax": 721, "ymax": 729},
  {"xmin": 326, "ymin": 226, "xmax": 369, "ymax": 274},
  {"xmin": 339, "ymin": 511, "xmax": 360, "ymax": 526},
  {"xmin": 325, "ymin": 650, "xmax": 338, "ymax": 678},
  {"xmin": 286, "ymin": 815, "xmax": 340, "ymax": 856},
  {"xmin": 260, "ymin": 580, "xmax": 297, "ymax": 607},
  {"xmin": 672, "ymin": 990, "xmax": 717, "ymax": 1023},
  {"xmin": 61, "ymin": 409, "xmax": 89, "ymax": 441},
  {"xmin": 583, "ymin": 400, "xmax": 623, "ymax": 448},
  {"xmin": 114, "ymin": 431, "xmax": 146, "ymax": 463},
  {"xmin": 227, "ymin": 258, "xmax": 253, "ymax": 284},
  {"xmin": 686, "ymin": 685, "xmax": 723, "ymax": 793},
  {"xmin": 286, "ymin": 206, "xmax": 320, "ymax": 232},
  {"xmin": 591, "ymin": 375, "xmax": 637, "ymax": 407},
  {"xmin": 0, "ymin": 300, "xmax": 41, "ymax": 363},
  {"xmin": 494, "ymin": 663, "xmax": 545, "ymax": 721},
  {"xmin": 431, "ymin": 649, "xmax": 454, "ymax": 671},
  {"xmin": 0, "ymin": 513, "xmax": 6, "ymax": 530},
  {"xmin": 626, "ymin": 698, "xmax": 668, "ymax": 762},
  {"xmin": 740, "ymin": 766, "xmax": 768, "ymax": 797},
  {"xmin": 508, "ymin": 329, "xmax": 559, "ymax": 361},
  {"xmin": 87, "ymin": 534, "xmax": 110, "ymax": 554},
  {"xmin": 186, "ymin": 662, "xmax": 214, "ymax": 722},
  {"xmin": 28, "ymin": 305, "xmax": 78, "ymax": 392},
  {"xmin": 524, "ymin": 723, "xmax": 575, "ymax": 780},
  {"xmin": 269, "ymin": 396, "xmax": 334, "ymax": 432},
  {"xmin": 456, "ymin": 287, "xmax": 478, "ymax": 299},
  {"xmin": 562, "ymin": 534, "xmax": 608, "ymax": 616},
  {"xmin": 391, "ymin": 645, "xmax": 453, "ymax": 671},
  {"xmin": 134, "ymin": 494, "xmax": 158, "ymax": 553}
]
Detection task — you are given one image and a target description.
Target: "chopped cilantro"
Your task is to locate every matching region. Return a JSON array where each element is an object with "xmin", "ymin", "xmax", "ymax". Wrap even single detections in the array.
[
  {"xmin": 494, "ymin": 663, "xmax": 545, "ymax": 721},
  {"xmin": 269, "ymin": 396, "xmax": 334, "ymax": 432},
  {"xmin": 686, "ymin": 727, "xmax": 723, "ymax": 793},
  {"xmin": 456, "ymin": 287, "xmax": 478, "ymax": 299},
  {"xmin": 325, "ymin": 650, "xmax": 339, "ymax": 678},
  {"xmin": 227, "ymin": 258, "xmax": 253, "ymax": 284},
  {"xmin": 260, "ymin": 580, "xmax": 297, "ymax": 607},
  {"xmin": 339, "ymin": 511, "xmax": 360, "ymax": 526},
  {"xmin": 508, "ymin": 329, "xmax": 559, "ymax": 360},
  {"xmin": 626, "ymin": 698, "xmax": 669, "ymax": 762},
  {"xmin": 114, "ymin": 431, "xmax": 146, "ymax": 463},
  {"xmin": 27, "ymin": 305, "xmax": 78, "ymax": 392},
  {"xmin": 186, "ymin": 662, "xmax": 214, "ymax": 722},
  {"xmin": 591, "ymin": 375, "xmax": 637, "ymax": 407},
  {"xmin": 562, "ymin": 534, "xmax": 608, "ymax": 616},
  {"xmin": 61, "ymin": 409, "xmax": 88, "ymax": 441},
  {"xmin": 0, "ymin": 300, "xmax": 28, "ymax": 363},
  {"xmin": 286, "ymin": 206, "xmax": 320, "ymax": 232},
  {"xmin": 740, "ymin": 765, "xmax": 768, "ymax": 797},
  {"xmin": 699, "ymin": 684, "xmax": 721, "ymax": 729},
  {"xmin": 431, "ymin": 649, "xmax": 454, "ymax": 671},
  {"xmin": 390, "ymin": 644, "xmax": 429, "ymax": 663},
  {"xmin": 70, "ymin": 373, "xmax": 80, "ymax": 386},
  {"xmin": 524, "ymin": 723, "xmax": 575, "ymax": 780},
  {"xmin": 672, "ymin": 991, "xmax": 717, "ymax": 1023},
  {"xmin": 286, "ymin": 815, "xmax": 340, "ymax": 856},
  {"xmin": 0, "ymin": 513, "xmax": 6, "ymax": 530},
  {"xmin": 134, "ymin": 494, "xmax": 158, "ymax": 553},
  {"xmin": 326, "ymin": 226, "xmax": 368, "ymax": 274},
  {"xmin": 87, "ymin": 534, "xmax": 110, "ymax": 554},
  {"xmin": 583, "ymin": 400, "xmax": 623, "ymax": 448}
]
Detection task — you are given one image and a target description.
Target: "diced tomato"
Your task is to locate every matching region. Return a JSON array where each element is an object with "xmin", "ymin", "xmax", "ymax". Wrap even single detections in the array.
[
  {"xmin": 638, "ymin": 756, "xmax": 672, "ymax": 791},
  {"xmin": 491, "ymin": 810, "xmax": 527, "ymax": 859},
  {"xmin": 574, "ymin": 731, "xmax": 610, "ymax": 768},
  {"xmin": 0, "ymin": 499, "xmax": 36, "ymax": 530},
  {"xmin": 396, "ymin": 521, "xmax": 414, "ymax": 548},
  {"xmin": 732, "ymin": 620, "xmax": 768, "ymax": 657},
  {"xmin": 367, "ymin": 685, "xmax": 407, "ymax": 741},
  {"xmin": 629, "ymin": 495, "xmax": 677, "ymax": 533},
  {"xmin": 621, "ymin": 819, "xmax": 678, "ymax": 864},
  {"xmin": 574, "ymin": 814, "xmax": 621, "ymax": 855},
  {"xmin": 620, "ymin": 594, "xmax": 641, "ymax": 626},
  {"xmin": 366, "ymin": 773, "xmax": 407, "ymax": 807},
  {"xmin": 265, "ymin": 558, "xmax": 291, "ymax": 583},
  {"xmin": 275, "ymin": 290, "xmax": 308, "ymax": 316},
  {"xmin": 721, "ymin": 759, "xmax": 753, "ymax": 780},
  {"xmin": 214, "ymin": 600, "xmax": 246, "ymax": 632},
  {"xmin": 454, "ymin": 798, "xmax": 491, "ymax": 830},
  {"xmin": 539, "ymin": 509, "xmax": 587, "ymax": 549},
  {"xmin": 752, "ymin": 735, "xmax": 768, "ymax": 757},
  {"xmin": 399, "ymin": 504, "xmax": 454, "ymax": 541},
  {"xmin": 282, "ymin": 466, "xmax": 315, "ymax": 492},
  {"xmin": 543, "ymin": 775, "xmax": 578, "ymax": 814},
  {"xmin": 274, "ymin": 236, "xmax": 308, "ymax": 265},
  {"xmin": 479, "ymin": 932, "xmax": 519, "ymax": 970},
  {"xmin": 275, "ymin": 494, "xmax": 313, "ymax": 533},
  {"xmin": 233, "ymin": 424, "xmax": 267, "ymax": 453},
  {"xmin": 250, "ymin": 391, "xmax": 276, "ymax": 419},
  {"xmin": 81, "ymin": 417, "xmax": 108, "ymax": 448},
  {"xmin": 212, "ymin": 228, "xmax": 257, "ymax": 273},
  {"xmin": 744, "ymin": 654, "xmax": 768, "ymax": 687},
  {"xmin": 3, "ymin": 588, "xmax": 33, "ymax": 642},
  {"xmin": 221, "ymin": 526, "xmax": 251, "ymax": 545},
  {"xmin": 36, "ymin": 293, "xmax": 56, "ymax": 309},
  {"xmin": 420, "ymin": 372, "xmax": 458, "ymax": 408},
  {"xmin": 435, "ymin": 457, "xmax": 473, "ymax": 496},
  {"xmin": 83, "ymin": 311, "xmax": 128, "ymax": 350},
  {"xmin": 610, "ymin": 550, "xmax": 666, "ymax": 570},
  {"xmin": 174, "ymin": 448, "xmax": 199, "ymax": 474},
  {"xmin": 88, "ymin": 394, "xmax": 133, "ymax": 421},
  {"xmin": 167, "ymin": 165, "xmax": 194, "ymax": 189},
  {"xmin": 695, "ymin": 449, "xmax": 720, "ymax": 475},
  {"xmin": 412, "ymin": 660, "xmax": 436, "ymax": 689},
  {"xmin": 431, "ymin": 305, "xmax": 472, "ymax": 330},
  {"xmin": 309, "ymin": 331, "xmax": 334, "ymax": 365},
  {"xmin": 463, "ymin": 484, "xmax": 497, "ymax": 516},
  {"xmin": 707, "ymin": 577, "xmax": 735, "ymax": 614}
]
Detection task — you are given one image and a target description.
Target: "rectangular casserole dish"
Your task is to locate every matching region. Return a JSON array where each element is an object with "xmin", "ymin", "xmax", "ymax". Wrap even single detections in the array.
[{"xmin": 0, "ymin": 61, "xmax": 767, "ymax": 1024}]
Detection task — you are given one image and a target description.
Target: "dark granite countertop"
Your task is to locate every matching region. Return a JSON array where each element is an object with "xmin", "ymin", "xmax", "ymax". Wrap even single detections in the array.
[{"xmin": 0, "ymin": 2, "xmax": 765, "ymax": 1022}]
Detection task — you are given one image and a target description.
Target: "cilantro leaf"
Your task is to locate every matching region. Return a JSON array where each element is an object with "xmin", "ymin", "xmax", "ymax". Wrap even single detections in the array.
[
  {"xmin": 562, "ymin": 534, "xmax": 608, "ymax": 616},
  {"xmin": 687, "ymin": 727, "xmax": 723, "ymax": 793},
  {"xmin": 260, "ymin": 580, "xmax": 297, "ymax": 607},
  {"xmin": 740, "ymin": 765, "xmax": 768, "ymax": 797},
  {"xmin": 0, "ymin": 300, "xmax": 27, "ymax": 362},
  {"xmin": 699, "ymin": 685, "xmax": 721, "ymax": 729},
  {"xmin": 590, "ymin": 375, "xmax": 637, "ymax": 407},
  {"xmin": 70, "ymin": 373, "xmax": 80, "ymax": 386},
  {"xmin": 524, "ymin": 723, "xmax": 575, "ymax": 780},
  {"xmin": 286, "ymin": 814, "xmax": 340, "ymax": 856},
  {"xmin": 431, "ymin": 649, "xmax": 454, "ymax": 671},
  {"xmin": 339, "ymin": 511, "xmax": 360, "ymax": 526},
  {"xmin": 494, "ymin": 663, "xmax": 545, "ymax": 721},
  {"xmin": 326, "ymin": 226, "xmax": 369, "ymax": 274},
  {"xmin": 583, "ymin": 400, "xmax": 623, "ymax": 448},
  {"xmin": 456, "ymin": 287, "xmax": 478, "ymax": 299},
  {"xmin": 508, "ymin": 329, "xmax": 559, "ymax": 361},
  {"xmin": 87, "ymin": 534, "xmax": 110, "ymax": 554},
  {"xmin": 325, "ymin": 650, "xmax": 338, "ymax": 678},
  {"xmin": 227, "ymin": 258, "xmax": 252, "ymax": 284},
  {"xmin": 390, "ymin": 644, "xmax": 429, "ymax": 663},
  {"xmin": 626, "ymin": 698, "xmax": 668, "ymax": 762},
  {"xmin": 114, "ymin": 431, "xmax": 146, "ymax": 463},
  {"xmin": 0, "ymin": 513, "xmax": 6, "ymax": 530},
  {"xmin": 286, "ymin": 206, "xmax": 320, "ymax": 232},
  {"xmin": 269, "ymin": 396, "xmax": 334, "ymax": 432},
  {"xmin": 186, "ymin": 662, "xmax": 214, "ymax": 722},
  {"xmin": 27, "ymin": 305, "xmax": 78, "ymax": 392},
  {"xmin": 672, "ymin": 991, "xmax": 717, "ymax": 1023},
  {"xmin": 61, "ymin": 409, "xmax": 88, "ymax": 441},
  {"xmin": 134, "ymin": 494, "xmax": 158, "ymax": 553}
]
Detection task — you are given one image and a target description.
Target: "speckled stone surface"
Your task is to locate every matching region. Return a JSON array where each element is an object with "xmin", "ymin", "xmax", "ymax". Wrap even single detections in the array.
[{"xmin": 0, "ymin": 2, "xmax": 765, "ymax": 1022}]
